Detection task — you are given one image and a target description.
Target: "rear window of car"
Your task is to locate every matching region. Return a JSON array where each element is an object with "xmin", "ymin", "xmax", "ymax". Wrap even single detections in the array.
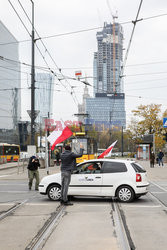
[
  {"xmin": 102, "ymin": 161, "xmax": 127, "ymax": 173},
  {"xmin": 131, "ymin": 163, "xmax": 146, "ymax": 173}
]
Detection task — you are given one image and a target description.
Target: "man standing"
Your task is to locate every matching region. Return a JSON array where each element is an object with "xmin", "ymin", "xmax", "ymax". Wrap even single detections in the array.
[
  {"xmin": 60, "ymin": 144, "xmax": 84, "ymax": 205},
  {"xmin": 150, "ymin": 151, "xmax": 155, "ymax": 168},
  {"xmin": 27, "ymin": 156, "xmax": 40, "ymax": 190},
  {"xmin": 158, "ymin": 149, "xmax": 164, "ymax": 167}
]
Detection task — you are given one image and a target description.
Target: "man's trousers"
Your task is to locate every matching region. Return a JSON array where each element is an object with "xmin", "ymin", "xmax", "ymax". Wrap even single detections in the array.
[
  {"xmin": 28, "ymin": 170, "xmax": 39, "ymax": 190},
  {"xmin": 61, "ymin": 171, "xmax": 71, "ymax": 202}
]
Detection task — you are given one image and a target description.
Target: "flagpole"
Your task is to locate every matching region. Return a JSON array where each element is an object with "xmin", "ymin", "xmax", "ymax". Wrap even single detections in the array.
[
  {"xmin": 45, "ymin": 130, "xmax": 49, "ymax": 175},
  {"xmin": 60, "ymin": 118, "xmax": 80, "ymax": 153}
]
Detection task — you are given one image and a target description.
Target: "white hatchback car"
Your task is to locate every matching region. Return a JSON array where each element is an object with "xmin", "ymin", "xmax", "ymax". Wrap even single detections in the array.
[{"xmin": 39, "ymin": 159, "xmax": 149, "ymax": 202}]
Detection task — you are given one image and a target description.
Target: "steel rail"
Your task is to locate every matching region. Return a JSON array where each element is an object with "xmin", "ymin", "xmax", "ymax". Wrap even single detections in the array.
[
  {"xmin": 25, "ymin": 205, "xmax": 65, "ymax": 250},
  {"xmin": 0, "ymin": 194, "xmax": 39, "ymax": 221},
  {"xmin": 111, "ymin": 200, "xmax": 135, "ymax": 250},
  {"xmin": 0, "ymin": 199, "xmax": 28, "ymax": 221},
  {"xmin": 148, "ymin": 181, "xmax": 167, "ymax": 210}
]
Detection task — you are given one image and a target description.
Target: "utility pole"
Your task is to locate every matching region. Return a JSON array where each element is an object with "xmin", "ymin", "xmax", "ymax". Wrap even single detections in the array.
[
  {"xmin": 121, "ymin": 126, "xmax": 124, "ymax": 157},
  {"xmin": 47, "ymin": 112, "xmax": 50, "ymax": 169},
  {"xmin": 30, "ymin": 0, "xmax": 35, "ymax": 145},
  {"xmin": 153, "ymin": 133, "xmax": 155, "ymax": 154}
]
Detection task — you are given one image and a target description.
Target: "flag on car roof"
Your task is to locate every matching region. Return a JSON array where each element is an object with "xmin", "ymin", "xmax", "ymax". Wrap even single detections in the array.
[
  {"xmin": 47, "ymin": 126, "xmax": 73, "ymax": 151},
  {"xmin": 98, "ymin": 140, "xmax": 118, "ymax": 159}
]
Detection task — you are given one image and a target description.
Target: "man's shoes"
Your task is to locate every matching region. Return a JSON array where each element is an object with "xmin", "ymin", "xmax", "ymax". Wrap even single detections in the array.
[
  {"xmin": 29, "ymin": 187, "xmax": 31, "ymax": 190},
  {"xmin": 35, "ymin": 188, "xmax": 39, "ymax": 191},
  {"xmin": 64, "ymin": 201, "xmax": 73, "ymax": 206}
]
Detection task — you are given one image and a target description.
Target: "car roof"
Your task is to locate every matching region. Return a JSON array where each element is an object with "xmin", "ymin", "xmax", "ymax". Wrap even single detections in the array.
[{"xmin": 78, "ymin": 158, "xmax": 135, "ymax": 165}]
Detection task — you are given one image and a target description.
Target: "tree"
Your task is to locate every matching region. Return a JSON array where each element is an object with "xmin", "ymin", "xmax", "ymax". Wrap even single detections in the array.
[
  {"xmin": 128, "ymin": 104, "xmax": 166, "ymax": 152},
  {"xmin": 132, "ymin": 104, "xmax": 162, "ymax": 134}
]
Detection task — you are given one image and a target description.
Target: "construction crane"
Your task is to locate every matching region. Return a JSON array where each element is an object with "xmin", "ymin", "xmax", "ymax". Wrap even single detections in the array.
[{"xmin": 106, "ymin": 0, "xmax": 118, "ymax": 93}]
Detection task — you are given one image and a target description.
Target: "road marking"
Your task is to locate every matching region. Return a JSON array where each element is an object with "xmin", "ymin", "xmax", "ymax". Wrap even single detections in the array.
[
  {"xmin": 0, "ymin": 183, "xmax": 27, "ymax": 185},
  {"xmin": 124, "ymin": 205, "xmax": 161, "ymax": 208},
  {"xmin": 150, "ymin": 181, "xmax": 167, "ymax": 192},
  {"xmin": 0, "ymin": 191, "xmax": 29, "ymax": 193},
  {"xmin": 151, "ymin": 191, "xmax": 166, "ymax": 194},
  {"xmin": 0, "ymin": 203, "xmax": 15, "ymax": 205},
  {"xmin": 74, "ymin": 204, "xmax": 108, "ymax": 207},
  {"xmin": 25, "ymin": 203, "xmax": 58, "ymax": 205}
]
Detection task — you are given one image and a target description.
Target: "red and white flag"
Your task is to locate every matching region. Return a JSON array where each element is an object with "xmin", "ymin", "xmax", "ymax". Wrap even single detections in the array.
[
  {"xmin": 98, "ymin": 140, "xmax": 118, "ymax": 159},
  {"xmin": 47, "ymin": 126, "xmax": 73, "ymax": 151}
]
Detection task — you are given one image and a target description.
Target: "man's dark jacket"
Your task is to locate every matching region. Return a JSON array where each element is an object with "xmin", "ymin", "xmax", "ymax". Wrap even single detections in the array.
[
  {"xmin": 28, "ymin": 157, "xmax": 40, "ymax": 171},
  {"xmin": 60, "ymin": 149, "xmax": 84, "ymax": 172},
  {"xmin": 158, "ymin": 151, "xmax": 164, "ymax": 160}
]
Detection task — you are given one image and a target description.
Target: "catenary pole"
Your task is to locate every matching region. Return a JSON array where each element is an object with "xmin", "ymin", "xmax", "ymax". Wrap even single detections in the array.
[{"xmin": 30, "ymin": 0, "xmax": 35, "ymax": 145}]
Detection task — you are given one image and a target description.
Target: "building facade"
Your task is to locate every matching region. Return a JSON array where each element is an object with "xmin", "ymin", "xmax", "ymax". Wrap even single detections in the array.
[
  {"xmin": 77, "ymin": 84, "xmax": 90, "ymax": 124},
  {"xmin": 0, "ymin": 21, "xmax": 21, "ymax": 143},
  {"xmin": 86, "ymin": 22, "xmax": 126, "ymax": 128},
  {"xmin": 93, "ymin": 22, "xmax": 123, "ymax": 95},
  {"xmin": 35, "ymin": 73, "xmax": 54, "ymax": 125},
  {"xmin": 86, "ymin": 93, "xmax": 126, "ymax": 129}
]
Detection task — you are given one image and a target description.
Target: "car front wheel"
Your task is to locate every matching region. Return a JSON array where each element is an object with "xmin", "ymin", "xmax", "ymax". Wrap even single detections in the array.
[
  {"xmin": 116, "ymin": 186, "xmax": 134, "ymax": 202},
  {"xmin": 47, "ymin": 185, "xmax": 61, "ymax": 201}
]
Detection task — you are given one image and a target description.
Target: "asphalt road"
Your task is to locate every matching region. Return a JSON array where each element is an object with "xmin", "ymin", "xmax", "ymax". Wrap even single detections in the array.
[{"xmin": 0, "ymin": 161, "xmax": 167, "ymax": 249}]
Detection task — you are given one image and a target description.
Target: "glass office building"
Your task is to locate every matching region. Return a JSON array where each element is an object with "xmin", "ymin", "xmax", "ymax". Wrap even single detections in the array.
[
  {"xmin": 0, "ymin": 21, "xmax": 21, "ymax": 130},
  {"xmin": 86, "ymin": 22, "xmax": 126, "ymax": 128},
  {"xmin": 35, "ymin": 73, "xmax": 54, "ymax": 124},
  {"xmin": 94, "ymin": 22, "xmax": 124, "ymax": 94},
  {"xmin": 86, "ymin": 93, "xmax": 126, "ymax": 129}
]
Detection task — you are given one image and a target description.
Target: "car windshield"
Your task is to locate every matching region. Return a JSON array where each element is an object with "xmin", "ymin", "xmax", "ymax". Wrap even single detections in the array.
[{"xmin": 131, "ymin": 163, "xmax": 146, "ymax": 173}]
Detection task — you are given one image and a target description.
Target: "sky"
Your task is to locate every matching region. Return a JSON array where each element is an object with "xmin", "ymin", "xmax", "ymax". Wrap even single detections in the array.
[{"xmin": 1, "ymin": 0, "xmax": 167, "ymax": 127}]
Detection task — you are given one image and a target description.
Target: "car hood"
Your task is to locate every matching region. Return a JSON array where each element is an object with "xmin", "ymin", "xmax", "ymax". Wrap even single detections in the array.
[{"xmin": 40, "ymin": 172, "xmax": 61, "ymax": 184}]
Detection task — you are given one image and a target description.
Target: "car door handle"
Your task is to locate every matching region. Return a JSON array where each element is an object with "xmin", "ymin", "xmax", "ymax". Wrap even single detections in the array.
[{"xmin": 95, "ymin": 176, "xmax": 101, "ymax": 179}]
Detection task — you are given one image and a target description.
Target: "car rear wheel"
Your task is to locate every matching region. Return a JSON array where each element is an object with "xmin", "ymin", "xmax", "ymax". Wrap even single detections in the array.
[
  {"xmin": 116, "ymin": 186, "xmax": 134, "ymax": 202},
  {"xmin": 47, "ymin": 185, "xmax": 61, "ymax": 201}
]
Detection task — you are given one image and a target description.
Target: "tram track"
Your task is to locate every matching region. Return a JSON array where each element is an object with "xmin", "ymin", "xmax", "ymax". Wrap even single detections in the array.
[
  {"xmin": 25, "ymin": 199, "xmax": 136, "ymax": 250},
  {"xmin": 0, "ymin": 194, "xmax": 39, "ymax": 221},
  {"xmin": 0, "ymin": 199, "xmax": 28, "ymax": 221},
  {"xmin": 148, "ymin": 181, "xmax": 167, "ymax": 210},
  {"xmin": 0, "ymin": 195, "xmax": 149, "ymax": 250},
  {"xmin": 25, "ymin": 200, "xmax": 132, "ymax": 250},
  {"xmin": 25, "ymin": 204, "xmax": 65, "ymax": 250},
  {"xmin": 111, "ymin": 199, "xmax": 135, "ymax": 250}
]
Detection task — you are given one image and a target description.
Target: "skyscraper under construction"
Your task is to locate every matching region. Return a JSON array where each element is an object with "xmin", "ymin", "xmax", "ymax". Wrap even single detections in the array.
[{"xmin": 86, "ymin": 22, "xmax": 126, "ymax": 128}]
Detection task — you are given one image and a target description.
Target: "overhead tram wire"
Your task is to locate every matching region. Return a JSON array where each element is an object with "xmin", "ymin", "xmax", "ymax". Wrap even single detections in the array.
[
  {"xmin": 17, "ymin": 0, "xmax": 79, "ymax": 106},
  {"xmin": 120, "ymin": 0, "xmax": 144, "ymax": 78},
  {"xmin": 8, "ymin": 0, "xmax": 167, "ymax": 105},
  {"xmin": 125, "ymin": 84, "xmax": 167, "ymax": 92},
  {"xmin": 0, "ymin": 12, "xmax": 167, "ymax": 46},
  {"xmin": 8, "ymin": 0, "xmax": 31, "ymax": 37},
  {"xmin": 4, "ymin": 54, "xmax": 167, "ymax": 75},
  {"xmin": 0, "ymin": 64, "xmax": 29, "ymax": 75},
  {"xmin": 0, "ymin": 56, "xmax": 51, "ymax": 73},
  {"xmin": 125, "ymin": 71, "xmax": 167, "ymax": 77},
  {"xmin": 126, "ymin": 77, "xmax": 167, "ymax": 85},
  {"xmin": 8, "ymin": 0, "xmax": 78, "ymax": 105}
]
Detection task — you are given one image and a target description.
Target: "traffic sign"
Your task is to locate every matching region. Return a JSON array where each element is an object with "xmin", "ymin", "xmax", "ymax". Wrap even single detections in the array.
[
  {"xmin": 27, "ymin": 110, "xmax": 40, "ymax": 120},
  {"xmin": 163, "ymin": 118, "xmax": 167, "ymax": 128}
]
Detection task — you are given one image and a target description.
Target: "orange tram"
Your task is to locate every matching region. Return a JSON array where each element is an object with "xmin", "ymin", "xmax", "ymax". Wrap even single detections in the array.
[{"xmin": 0, "ymin": 143, "xmax": 20, "ymax": 162}]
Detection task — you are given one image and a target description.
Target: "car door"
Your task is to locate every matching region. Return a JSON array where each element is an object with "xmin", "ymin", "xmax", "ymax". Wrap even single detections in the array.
[
  {"xmin": 69, "ymin": 161, "xmax": 103, "ymax": 196},
  {"xmin": 101, "ymin": 161, "xmax": 128, "ymax": 196}
]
